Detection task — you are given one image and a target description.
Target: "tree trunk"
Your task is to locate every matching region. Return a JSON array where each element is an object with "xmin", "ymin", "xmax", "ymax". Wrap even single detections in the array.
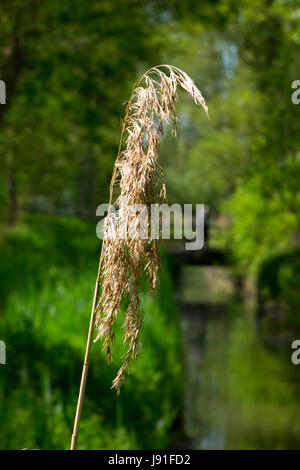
[{"xmin": 8, "ymin": 166, "xmax": 17, "ymax": 225}]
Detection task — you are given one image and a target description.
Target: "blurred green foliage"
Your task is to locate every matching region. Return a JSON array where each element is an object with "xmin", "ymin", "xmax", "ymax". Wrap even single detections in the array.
[
  {"xmin": 0, "ymin": 215, "xmax": 183, "ymax": 449},
  {"xmin": 1, "ymin": 0, "xmax": 300, "ymax": 280},
  {"xmin": 157, "ymin": 1, "xmax": 300, "ymax": 311}
]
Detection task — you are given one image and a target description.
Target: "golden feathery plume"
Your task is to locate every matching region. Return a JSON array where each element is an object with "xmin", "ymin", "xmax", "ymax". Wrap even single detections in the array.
[{"xmin": 94, "ymin": 65, "xmax": 209, "ymax": 393}]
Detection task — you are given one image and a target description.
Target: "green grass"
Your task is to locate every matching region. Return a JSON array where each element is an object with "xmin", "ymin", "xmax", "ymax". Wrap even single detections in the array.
[{"xmin": 0, "ymin": 214, "xmax": 183, "ymax": 450}]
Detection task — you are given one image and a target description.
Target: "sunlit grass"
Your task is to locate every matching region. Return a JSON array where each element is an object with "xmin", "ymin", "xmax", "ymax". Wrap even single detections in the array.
[{"xmin": 0, "ymin": 216, "xmax": 183, "ymax": 449}]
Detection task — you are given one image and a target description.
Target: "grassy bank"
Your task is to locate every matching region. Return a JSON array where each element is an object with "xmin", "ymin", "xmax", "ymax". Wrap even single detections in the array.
[{"xmin": 0, "ymin": 215, "xmax": 183, "ymax": 450}]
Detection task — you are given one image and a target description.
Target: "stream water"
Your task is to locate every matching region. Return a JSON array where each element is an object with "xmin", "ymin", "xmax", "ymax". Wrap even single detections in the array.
[{"xmin": 178, "ymin": 265, "xmax": 300, "ymax": 450}]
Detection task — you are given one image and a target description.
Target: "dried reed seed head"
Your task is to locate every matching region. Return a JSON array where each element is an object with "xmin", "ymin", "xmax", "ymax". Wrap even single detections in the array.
[{"xmin": 95, "ymin": 65, "xmax": 209, "ymax": 393}]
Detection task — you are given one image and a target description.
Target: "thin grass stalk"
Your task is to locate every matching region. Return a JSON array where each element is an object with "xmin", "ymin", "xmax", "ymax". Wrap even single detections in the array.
[
  {"xmin": 70, "ymin": 65, "xmax": 208, "ymax": 449},
  {"xmin": 70, "ymin": 114, "xmax": 129, "ymax": 450}
]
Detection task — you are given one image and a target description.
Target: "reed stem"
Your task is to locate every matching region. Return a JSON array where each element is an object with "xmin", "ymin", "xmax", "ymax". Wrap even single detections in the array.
[
  {"xmin": 70, "ymin": 110, "xmax": 129, "ymax": 450},
  {"xmin": 70, "ymin": 259, "xmax": 102, "ymax": 450}
]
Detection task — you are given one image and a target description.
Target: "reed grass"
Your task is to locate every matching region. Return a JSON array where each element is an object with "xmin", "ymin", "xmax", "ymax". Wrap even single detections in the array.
[
  {"xmin": 71, "ymin": 65, "xmax": 209, "ymax": 449},
  {"xmin": 95, "ymin": 65, "xmax": 209, "ymax": 391}
]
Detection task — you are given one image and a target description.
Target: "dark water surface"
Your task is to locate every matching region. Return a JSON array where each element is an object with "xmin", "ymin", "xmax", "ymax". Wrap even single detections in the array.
[{"xmin": 178, "ymin": 266, "xmax": 300, "ymax": 450}]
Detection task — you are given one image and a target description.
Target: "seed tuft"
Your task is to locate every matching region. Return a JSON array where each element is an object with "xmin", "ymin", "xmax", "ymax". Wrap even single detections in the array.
[{"xmin": 95, "ymin": 65, "xmax": 209, "ymax": 392}]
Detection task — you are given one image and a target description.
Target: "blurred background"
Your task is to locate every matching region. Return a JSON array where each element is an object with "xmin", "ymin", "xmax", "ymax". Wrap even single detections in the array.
[{"xmin": 1, "ymin": 0, "xmax": 300, "ymax": 450}]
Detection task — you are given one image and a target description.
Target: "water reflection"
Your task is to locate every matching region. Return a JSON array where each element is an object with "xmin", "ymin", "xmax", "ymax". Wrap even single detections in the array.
[{"xmin": 178, "ymin": 266, "xmax": 300, "ymax": 449}]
